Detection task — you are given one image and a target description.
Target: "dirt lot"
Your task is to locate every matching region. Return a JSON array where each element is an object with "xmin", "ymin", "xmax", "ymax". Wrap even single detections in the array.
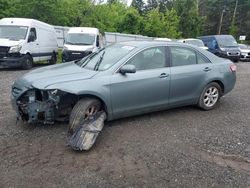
[{"xmin": 0, "ymin": 62, "xmax": 250, "ymax": 188}]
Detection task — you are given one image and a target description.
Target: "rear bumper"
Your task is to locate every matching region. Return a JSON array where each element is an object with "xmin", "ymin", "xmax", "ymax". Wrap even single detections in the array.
[
  {"xmin": 0, "ymin": 55, "xmax": 26, "ymax": 68},
  {"xmin": 223, "ymin": 72, "xmax": 236, "ymax": 95},
  {"xmin": 221, "ymin": 54, "xmax": 240, "ymax": 62}
]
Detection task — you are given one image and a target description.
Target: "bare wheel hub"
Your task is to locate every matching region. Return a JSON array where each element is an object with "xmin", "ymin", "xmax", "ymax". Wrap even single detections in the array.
[{"xmin": 84, "ymin": 105, "xmax": 98, "ymax": 119}]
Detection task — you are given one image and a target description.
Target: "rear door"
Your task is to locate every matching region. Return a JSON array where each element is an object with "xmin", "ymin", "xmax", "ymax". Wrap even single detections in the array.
[
  {"xmin": 169, "ymin": 46, "xmax": 213, "ymax": 106},
  {"xmin": 26, "ymin": 27, "xmax": 40, "ymax": 61},
  {"xmin": 110, "ymin": 46, "xmax": 171, "ymax": 119}
]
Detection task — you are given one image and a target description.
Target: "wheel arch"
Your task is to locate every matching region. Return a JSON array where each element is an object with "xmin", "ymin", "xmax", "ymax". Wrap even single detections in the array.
[
  {"xmin": 209, "ymin": 80, "xmax": 225, "ymax": 95},
  {"xmin": 77, "ymin": 93, "xmax": 111, "ymax": 120}
]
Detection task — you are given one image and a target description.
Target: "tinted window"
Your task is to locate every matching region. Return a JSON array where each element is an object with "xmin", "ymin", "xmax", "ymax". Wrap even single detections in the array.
[
  {"xmin": 170, "ymin": 47, "xmax": 196, "ymax": 66},
  {"xmin": 29, "ymin": 28, "xmax": 37, "ymax": 40},
  {"xmin": 96, "ymin": 35, "xmax": 99, "ymax": 47},
  {"xmin": 127, "ymin": 46, "xmax": 166, "ymax": 71}
]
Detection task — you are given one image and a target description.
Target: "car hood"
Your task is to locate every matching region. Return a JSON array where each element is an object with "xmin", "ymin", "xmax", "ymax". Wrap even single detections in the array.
[
  {"xmin": 0, "ymin": 38, "xmax": 24, "ymax": 47},
  {"xmin": 20, "ymin": 62, "xmax": 98, "ymax": 89}
]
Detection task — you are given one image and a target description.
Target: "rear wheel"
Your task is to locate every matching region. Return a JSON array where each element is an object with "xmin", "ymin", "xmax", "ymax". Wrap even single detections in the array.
[
  {"xmin": 198, "ymin": 82, "xmax": 221, "ymax": 110},
  {"xmin": 22, "ymin": 55, "xmax": 33, "ymax": 70},
  {"xmin": 68, "ymin": 98, "xmax": 101, "ymax": 134},
  {"xmin": 49, "ymin": 52, "xmax": 57, "ymax": 64}
]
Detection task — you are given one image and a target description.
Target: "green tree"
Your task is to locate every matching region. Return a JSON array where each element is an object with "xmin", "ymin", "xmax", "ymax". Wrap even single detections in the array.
[
  {"xmin": 81, "ymin": 2, "xmax": 127, "ymax": 32},
  {"xmin": 143, "ymin": 8, "xmax": 181, "ymax": 38},
  {"xmin": 118, "ymin": 8, "xmax": 142, "ymax": 34},
  {"xmin": 0, "ymin": 0, "xmax": 16, "ymax": 19},
  {"xmin": 174, "ymin": 0, "xmax": 203, "ymax": 38}
]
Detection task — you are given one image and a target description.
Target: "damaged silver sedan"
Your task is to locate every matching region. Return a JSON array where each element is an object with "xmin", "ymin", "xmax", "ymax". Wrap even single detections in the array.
[{"xmin": 11, "ymin": 41, "xmax": 236, "ymax": 134}]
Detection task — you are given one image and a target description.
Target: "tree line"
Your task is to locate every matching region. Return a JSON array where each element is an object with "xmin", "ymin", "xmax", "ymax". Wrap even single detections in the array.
[{"xmin": 0, "ymin": 0, "xmax": 249, "ymax": 43}]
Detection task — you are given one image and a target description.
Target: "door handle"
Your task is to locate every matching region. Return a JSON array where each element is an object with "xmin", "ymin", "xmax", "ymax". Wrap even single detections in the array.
[
  {"xmin": 159, "ymin": 73, "xmax": 169, "ymax": 78},
  {"xmin": 36, "ymin": 43, "xmax": 39, "ymax": 45},
  {"xmin": 203, "ymin": 67, "xmax": 212, "ymax": 72}
]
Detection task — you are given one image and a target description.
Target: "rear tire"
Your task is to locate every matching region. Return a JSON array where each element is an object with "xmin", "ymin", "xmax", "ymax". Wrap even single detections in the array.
[
  {"xmin": 22, "ymin": 55, "xmax": 33, "ymax": 70},
  {"xmin": 198, "ymin": 82, "xmax": 222, "ymax": 110},
  {"xmin": 68, "ymin": 98, "xmax": 101, "ymax": 135},
  {"xmin": 49, "ymin": 52, "xmax": 57, "ymax": 64}
]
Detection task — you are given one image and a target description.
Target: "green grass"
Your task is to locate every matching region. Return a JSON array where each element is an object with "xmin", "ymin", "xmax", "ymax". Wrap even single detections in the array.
[{"xmin": 57, "ymin": 49, "xmax": 62, "ymax": 64}]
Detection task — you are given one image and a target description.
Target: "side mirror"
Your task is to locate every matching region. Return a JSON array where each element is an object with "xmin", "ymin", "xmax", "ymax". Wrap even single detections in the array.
[
  {"xmin": 28, "ymin": 34, "xmax": 35, "ymax": 43},
  {"xmin": 120, "ymin": 64, "xmax": 136, "ymax": 74}
]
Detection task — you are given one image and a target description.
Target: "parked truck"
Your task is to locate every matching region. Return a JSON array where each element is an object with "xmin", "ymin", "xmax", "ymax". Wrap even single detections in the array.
[
  {"xmin": 62, "ymin": 29, "xmax": 156, "ymax": 62},
  {"xmin": 0, "ymin": 18, "xmax": 58, "ymax": 69},
  {"xmin": 62, "ymin": 27, "xmax": 103, "ymax": 62},
  {"xmin": 198, "ymin": 35, "xmax": 240, "ymax": 62}
]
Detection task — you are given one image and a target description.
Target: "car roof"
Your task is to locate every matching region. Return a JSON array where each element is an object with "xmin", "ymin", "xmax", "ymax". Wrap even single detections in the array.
[{"xmin": 118, "ymin": 40, "xmax": 185, "ymax": 48}]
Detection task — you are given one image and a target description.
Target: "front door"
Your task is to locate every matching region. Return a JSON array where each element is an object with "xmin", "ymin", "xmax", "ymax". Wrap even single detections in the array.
[
  {"xmin": 110, "ymin": 46, "xmax": 171, "ymax": 119},
  {"xmin": 27, "ymin": 27, "xmax": 40, "ymax": 62}
]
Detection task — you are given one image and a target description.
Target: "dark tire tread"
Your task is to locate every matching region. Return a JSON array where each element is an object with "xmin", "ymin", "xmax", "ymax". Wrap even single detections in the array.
[
  {"xmin": 198, "ymin": 82, "xmax": 222, "ymax": 111},
  {"xmin": 69, "ymin": 98, "xmax": 101, "ymax": 134}
]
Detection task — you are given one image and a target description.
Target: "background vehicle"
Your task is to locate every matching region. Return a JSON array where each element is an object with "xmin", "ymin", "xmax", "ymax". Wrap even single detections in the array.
[
  {"xmin": 154, "ymin": 38, "xmax": 172, "ymax": 42},
  {"xmin": 11, "ymin": 41, "xmax": 236, "ymax": 131},
  {"xmin": 238, "ymin": 44, "xmax": 250, "ymax": 61},
  {"xmin": 62, "ymin": 27, "xmax": 103, "ymax": 62},
  {"xmin": 178, "ymin": 38, "xmax": 208, "ymax": 50},
  {"xmin": 0, "ymin": 18, "xmax": 58, "ymax": 69},
  {"xmin": 198, "ymin": 35, "xmax": 240, "ymax": 62}
]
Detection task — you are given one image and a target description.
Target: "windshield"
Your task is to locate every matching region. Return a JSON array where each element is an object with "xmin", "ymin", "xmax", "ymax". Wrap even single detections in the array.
[
  {"xmin": 216, "ymin": 35, "xmax": 238, "ymax": 47},
  {"xmin": 0, "ymin": 25, "xmax": 28, "ymax": 40},
  {"xmin": 185, "ymin": 39, "xmax": 205, "ymax": 47},
  {"xmin": 239, "ymin": 44, "xmax": 248, "ymax": 49},
  {"xmin": 65, "ymin": 33, "xmax": 95, "ymax": 45},
  {"xmin": 76, "ymin": 44, "xmax": 135, "ymax": 71}
]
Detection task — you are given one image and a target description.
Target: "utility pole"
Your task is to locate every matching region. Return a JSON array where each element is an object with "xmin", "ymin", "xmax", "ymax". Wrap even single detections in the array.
[
  {"xmin": 232, "ymin": 0, "xmax": 238, "ymax": 23},
  {"xmin": 218, "ymin": 6, "xmax": 226, "ymax": 35}
]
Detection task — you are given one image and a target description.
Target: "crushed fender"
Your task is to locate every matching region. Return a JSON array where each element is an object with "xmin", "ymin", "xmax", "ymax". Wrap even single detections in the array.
[{"xmin": 68, "ymin": 111, "xmax": 106, "ymax": 151}]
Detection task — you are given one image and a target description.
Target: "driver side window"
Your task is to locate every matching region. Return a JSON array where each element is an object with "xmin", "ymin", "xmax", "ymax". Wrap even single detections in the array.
[
  {"xmin": 126, "ymin": 46, "xmax": 166, "ymax": 71},
  {"xmin": 28, "ymin": 28, "xmax": 37, "ymax": 41}
]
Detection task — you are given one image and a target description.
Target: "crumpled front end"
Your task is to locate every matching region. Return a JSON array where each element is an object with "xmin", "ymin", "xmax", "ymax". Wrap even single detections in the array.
[{"xmin": 12, "ymin": 86, "xmax": 60, "ymax": 124}]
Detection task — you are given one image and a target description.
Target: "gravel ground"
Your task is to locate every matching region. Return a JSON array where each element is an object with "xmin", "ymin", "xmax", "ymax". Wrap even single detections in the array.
[{"xmin": 0, "ymin": 62, "xmax": 250, "ymax": 188}]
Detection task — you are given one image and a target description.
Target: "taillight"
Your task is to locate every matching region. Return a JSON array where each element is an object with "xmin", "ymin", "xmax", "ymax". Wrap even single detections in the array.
[{"xmin": 230, "ymin": 64, "xmax": 237, "ymax": 72}]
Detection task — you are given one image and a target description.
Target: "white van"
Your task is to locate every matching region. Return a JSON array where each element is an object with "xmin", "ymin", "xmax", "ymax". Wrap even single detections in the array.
[
  {"xmin": 62, "ymin": 27, "xmax": 103, "ymax": 62},
  {"xmin": 0, "ymin": 18, "xmax": 58, "ymax": 69}
]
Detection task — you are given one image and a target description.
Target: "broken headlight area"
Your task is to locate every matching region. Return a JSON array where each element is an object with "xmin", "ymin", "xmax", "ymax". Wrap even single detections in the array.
[{"xmin": 16, "ymin": 89, "xmax": 61, "ymax": 124}]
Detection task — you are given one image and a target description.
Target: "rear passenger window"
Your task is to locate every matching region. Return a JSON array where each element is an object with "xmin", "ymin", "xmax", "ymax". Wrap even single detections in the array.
[
  {"xmin": 197, "ymin": 53, "xmax": 210, "ymax": 64},
  {"xmin": 170, "ymin": 47, "xmax": 210, "ymax": 67},
  {"xmin": 170, "ymin": 47, "xmax": 196, "ymax": 66}
]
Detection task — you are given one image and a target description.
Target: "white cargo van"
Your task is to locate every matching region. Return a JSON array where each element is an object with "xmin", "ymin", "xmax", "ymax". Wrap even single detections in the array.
[
  {"xmin": 62, "ymin": 27, "xmax": 103, "ymax": 62},
  {"xmin": 0, "ymin": 18, "xmax": 58, "ymax": 69}
]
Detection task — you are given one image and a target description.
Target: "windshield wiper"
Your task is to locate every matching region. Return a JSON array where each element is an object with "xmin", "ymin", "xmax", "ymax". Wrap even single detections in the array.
[{"xmin": 94, "ymin": 51, "xmax": 105, "ymax": 71}]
